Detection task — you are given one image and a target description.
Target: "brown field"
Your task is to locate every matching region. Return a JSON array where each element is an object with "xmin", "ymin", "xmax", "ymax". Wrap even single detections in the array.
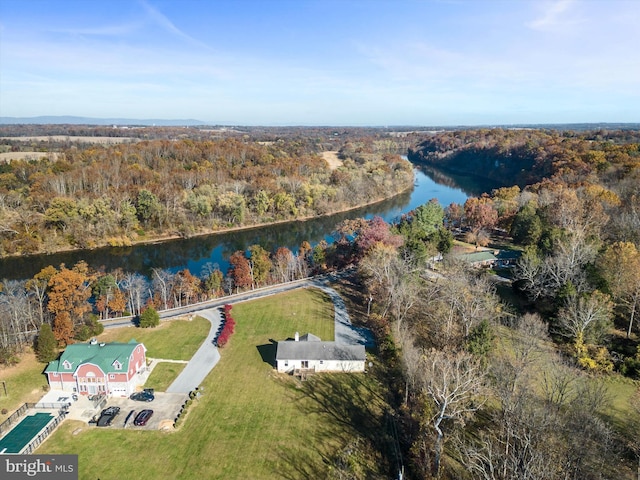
[
  {"xmin": 0, "ymin": 136, "xmax": 139, "ymax": 144},
  {"xmin": 321, "ymin": 150, "xmax": 343, "ymax": 170},
  {"xmin": 0, "ymin": 151, "xmax": 60, "ymax": 162}
]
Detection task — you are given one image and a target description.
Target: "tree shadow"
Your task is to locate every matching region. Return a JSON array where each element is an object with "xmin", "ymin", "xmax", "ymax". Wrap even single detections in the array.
[
  {"xmin": 256, "ymin": 339, "xmax": 277, "ymax": 367},
  {"xmin": 274, "ymin": 372, "xmax": 399, "ymax": 479}
]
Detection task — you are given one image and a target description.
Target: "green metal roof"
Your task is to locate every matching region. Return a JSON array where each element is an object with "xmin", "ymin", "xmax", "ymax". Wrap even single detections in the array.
[
  {"xmin": 45, "ymin": 340, "xmax": 143, "ymax": 375},
  {"xmin": 458, "ymin": 251, "xmax": 497, "ymax": 263}
]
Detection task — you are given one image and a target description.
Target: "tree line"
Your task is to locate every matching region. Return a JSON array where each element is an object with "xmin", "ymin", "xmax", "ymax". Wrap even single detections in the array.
[
  {"xmin": 349, "ymin": 128, "xmax": 640, "ymax": 479},
  {"xmin": 0, "ymin": 132, "xmax": 414, "ymax": 256}
]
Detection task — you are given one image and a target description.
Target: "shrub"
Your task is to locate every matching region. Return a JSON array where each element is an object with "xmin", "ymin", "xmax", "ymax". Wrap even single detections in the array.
[{"xmin": 139, "ymin": 306, "xmax": 160, "ymax": 328}]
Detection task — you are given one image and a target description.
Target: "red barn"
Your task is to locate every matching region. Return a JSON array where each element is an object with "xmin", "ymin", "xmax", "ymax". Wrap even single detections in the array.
[{"xmin": 45, "ymin": 339, "xmax": 147, "ymax": 397}]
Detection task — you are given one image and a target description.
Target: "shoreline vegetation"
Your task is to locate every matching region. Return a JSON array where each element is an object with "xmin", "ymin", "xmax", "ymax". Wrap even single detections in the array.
[
  {"xmin": 11, "ymin": 179, "xmax": 415, "ymax": 260},
  {"xmin": 0, "ymin": 128, "xmax": 417, "ymax": 258}
]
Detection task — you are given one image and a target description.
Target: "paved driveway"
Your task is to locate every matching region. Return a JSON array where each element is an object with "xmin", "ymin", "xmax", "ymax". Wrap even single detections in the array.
[
  {"xmin": 163, "ymin": 275, "xmax": 374, "ymax": 394},
  {"xmin": 91, "ymin": 392, "xmax": 186, "ymax": 430},
  {"xmin": 166, "ymin": 308, "xmax": 223, "ymax": 393},
  {"xmin": 311, "ymin": 279, "xmax": 375, "ymax": 347}
]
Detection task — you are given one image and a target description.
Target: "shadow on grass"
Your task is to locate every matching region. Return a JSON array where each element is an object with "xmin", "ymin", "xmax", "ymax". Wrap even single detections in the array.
[
  {"xmin": 256, "ymin": 340, "xmax": 277, "ymax": 367},
  {"xmin": 275, "ymin": 372, "xmax": 398, "ymax": 479}
]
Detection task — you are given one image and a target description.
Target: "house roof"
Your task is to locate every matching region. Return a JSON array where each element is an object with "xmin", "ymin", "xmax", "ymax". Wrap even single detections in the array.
[
  {"xmin": 276, "ymin": 340, "xmax": 366, "ymax": 362},
  {"xmin": 45, "ymin": 340, "xmax": 144, "ymax": 375},
  {"xmin": 458, "ymin": 251, "xmax": 497, "ymax": 263},
  {"xmin": 300, "ymin": 333, "xmax": 321, "ymax": 342}
]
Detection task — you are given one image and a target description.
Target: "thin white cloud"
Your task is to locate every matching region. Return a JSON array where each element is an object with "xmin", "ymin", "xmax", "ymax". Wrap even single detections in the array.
[
  {"xmin": 48, "ymin": 22, "xmax": 143, "ymax": 37},
  {"xmin": 139, "ymin": 0, "xmax": 211, "ymax": 50},
  {"xmin": 527, "ymin": 0, "xmax": 578, "ymax": 31}
]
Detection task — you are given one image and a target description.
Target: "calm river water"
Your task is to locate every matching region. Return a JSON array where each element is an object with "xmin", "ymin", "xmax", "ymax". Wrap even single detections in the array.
[{"xmin": 0, "ymin": 164, "xmax": 497, "ymax": 282}]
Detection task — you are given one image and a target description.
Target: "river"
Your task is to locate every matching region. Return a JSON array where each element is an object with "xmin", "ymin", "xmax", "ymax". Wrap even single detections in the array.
[{"xmin": 0, "ymin": 164, "xmax": 497, "ymax": 282}]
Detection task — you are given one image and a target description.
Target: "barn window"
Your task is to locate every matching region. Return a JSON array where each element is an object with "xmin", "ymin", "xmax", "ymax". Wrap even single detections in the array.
[
  {"xmin": 52, "ymin": 372, "xmax": 59, "ymax": 377},
  {"xmin": 62, "ymin": 360, "xmax": 72, "ymax": 370},
  {"xmin": 113, "ymin": 360, "xmax": 122, "ymax": 370},
  {"xmin": 109, "ymin": 374, "xmax": 115, "ymax": 379}
]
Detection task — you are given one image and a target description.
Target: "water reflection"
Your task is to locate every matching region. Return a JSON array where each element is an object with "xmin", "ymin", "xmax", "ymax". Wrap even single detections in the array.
[{"xmin": 0, "ymin": 166, "xmax": 497, "ymax": 281}]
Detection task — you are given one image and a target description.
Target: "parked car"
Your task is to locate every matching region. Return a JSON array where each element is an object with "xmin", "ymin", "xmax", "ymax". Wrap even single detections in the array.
[
  {"xmin": 96, "ymin": 406, "xmax": 120, "ymax": 427},
  {"xmin": 130, "ymin": 389, "xmax": 154, "ymax": 402},
  {"xmin": 133, "ymin": 409, "xmax": 153, "ymax": 426}
]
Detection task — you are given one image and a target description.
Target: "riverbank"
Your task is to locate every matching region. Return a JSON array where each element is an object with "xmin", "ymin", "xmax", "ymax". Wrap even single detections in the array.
[{"xmin": 1, "ymin": 176, "xmax": 415, "ymax": 261}]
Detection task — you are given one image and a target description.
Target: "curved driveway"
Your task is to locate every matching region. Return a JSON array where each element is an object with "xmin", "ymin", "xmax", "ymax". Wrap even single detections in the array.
[
  {"xmin": 166, "ymin": 308, "xmax": 222, "ymax": 393},
  {"xmin": 165, "ymin": 273, "xmax": 373, "ymax": 393}
]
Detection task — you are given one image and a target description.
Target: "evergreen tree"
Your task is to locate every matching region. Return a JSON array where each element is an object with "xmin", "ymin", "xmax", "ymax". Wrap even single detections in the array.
[
  {"xmin": 139, "ymin": 306, "xmax": 160, "ymax": 328},
  {"xmin": 36, "ymin": 323, "xmax": 58, "ymax": 363}
]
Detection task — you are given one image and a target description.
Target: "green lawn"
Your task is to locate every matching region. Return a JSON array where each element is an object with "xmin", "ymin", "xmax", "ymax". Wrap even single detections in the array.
[
  {"xmin": 145, "ymin": 362, "xmax": 187, "ymax": 392},
  {"xmin": 97, "ymin": 315, "xmax": 210, "ymax": 360},
  {"xmin": 0, "ymin": 355, "xmax": 50, "ymax": 421},
  {"xmin": 38, "ymin": 288, "xmax": 390, "ymax": 480}
]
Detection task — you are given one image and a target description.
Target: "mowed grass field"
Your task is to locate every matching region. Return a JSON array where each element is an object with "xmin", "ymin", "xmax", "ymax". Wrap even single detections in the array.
[
  {"xmin": 0, "ymin": 354, "xmax": 51, "ymax": 422},
  {"xmin": 96, "ymin": 315, "xmax": 211, "ymax": 361},
  {"xmin": 37, "ymin": 288, "xmax": 388, "ymax": 480}
]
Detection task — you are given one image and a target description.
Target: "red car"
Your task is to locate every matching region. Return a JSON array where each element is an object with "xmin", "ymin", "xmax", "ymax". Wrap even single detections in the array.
[{"xmin": 133, "ymin": 409, "xmax": 153, "ymax": 426}]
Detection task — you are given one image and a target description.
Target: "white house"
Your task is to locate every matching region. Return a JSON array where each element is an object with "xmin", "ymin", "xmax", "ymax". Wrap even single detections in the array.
[{"xmin": 275, "ymin": 332, "xmax": 366, "ymax": 374}]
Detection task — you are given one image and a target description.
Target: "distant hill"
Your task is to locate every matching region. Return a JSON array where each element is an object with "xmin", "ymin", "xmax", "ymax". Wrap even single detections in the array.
[{"xmin": 0, "ymin": 116, "xmax": 207, "ymax": 126}]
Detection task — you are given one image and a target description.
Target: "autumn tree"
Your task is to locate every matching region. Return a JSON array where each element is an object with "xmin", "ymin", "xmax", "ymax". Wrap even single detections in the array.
[
  {"xmin": 202, "ymin": 265, "xmax": 224, "ymax": 297},
  {"xmin": 228, "ymin": 250, "xmax": 252, "ymax": 292},
  {"xmin": 47, "ymin": 262, "xmax": 93, "ymax": 345},
  {"xmin": 247, "ymin": 244, "xmax": 272, "ymax": 288},
  {"xmin": 93, "ymin": 274, "xmax": 118, "ymax": 319},
  {"xmin": 464, "ymin": 195, "xmax": 498, "ymax": 245},
  {"xmin": 597, "ymin": 241, "xmax": 640, "ymax": 338},
  {"xmin": 172, "ymin": 269, "xmax": 201, "ymax": 306},
  {"xmin": 355, "ymin": 215, "xmax": 403, "ymax": 257},
  {"xmin": 136, "ymin": 189, "xmax": 161, "ymax": 226}
]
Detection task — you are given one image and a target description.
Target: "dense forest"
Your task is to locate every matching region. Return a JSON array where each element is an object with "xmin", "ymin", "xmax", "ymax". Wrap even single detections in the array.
[
  {"xmin": 0, "ymin": 126, "xmax": 414, "ymax": 255},
  {"xmin": 1, "ymin": 125, "xmax": 640, "ymax": 478},
  {"xmin": 359, "ymin": 128, "xmax": 640, "ymax": 479}
]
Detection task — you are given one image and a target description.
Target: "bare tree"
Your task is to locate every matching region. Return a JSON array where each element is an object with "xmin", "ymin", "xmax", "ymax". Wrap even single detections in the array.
[
  {"xmin": 151, "ymin": 268, "xmax": 174, "ymax": 310},
  {"xmin": 119, "ymin": 272, "xmax": 148, "ymax": 316},
  {"xmin": 418, "ymin": 349, "xmax": 486, "ymax": 477},
  {"xmin": 555, "ymin": 291, "xmax": 613, "ymax": 347}
]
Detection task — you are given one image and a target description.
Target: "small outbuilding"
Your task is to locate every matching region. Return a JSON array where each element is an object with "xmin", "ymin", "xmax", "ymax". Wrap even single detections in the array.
[{"xmin": 275, "ymin": 332, "xmax": 366, "ymax": 374}]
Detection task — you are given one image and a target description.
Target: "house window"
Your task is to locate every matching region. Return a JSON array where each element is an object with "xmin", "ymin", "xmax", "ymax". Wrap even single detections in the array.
[
  {"xmin": 301, "ymin": 361, "xmax": 309, "ymax": 369},
  {"xmin": 284, "ymin": 361, "xmax": 288, "ymax": 367},
  {"xmin": 109, "ymin": 374, "xmax": 115, "ymax": 379},
  {"xmin": 319, "ymin": 360, "xmax": 324, "ymax": 365}
]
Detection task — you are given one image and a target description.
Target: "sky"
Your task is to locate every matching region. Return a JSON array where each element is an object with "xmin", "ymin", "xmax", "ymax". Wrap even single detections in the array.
[{"xmin": 0, "ymin": 0, "xmax": 638, "ymax": 126}]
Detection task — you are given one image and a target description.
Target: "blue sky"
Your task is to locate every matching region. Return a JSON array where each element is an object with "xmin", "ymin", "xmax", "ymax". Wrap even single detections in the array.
[{"xmin": 0, "ymin": 0, "xmax": 638, "ymax": 125}]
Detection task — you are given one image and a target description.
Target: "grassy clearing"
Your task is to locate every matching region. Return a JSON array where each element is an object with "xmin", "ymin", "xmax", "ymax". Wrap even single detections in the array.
[
  {"xmin": 97, "ymin": 316, "xmax": 210, "ymax": 360},
  {"xmin": 38, "ymin": 288, "xmax": 390, "ymax": 480},
  {"xmin": 0, "ymin": 354, "xmax": 50, "ymax": 421},
  {"xmin": 145, "ymin": 362, "xmax": 187, "ymax": 392},
  {"xmin": 0, "ymin": 317, "xmax": 209, "ymax": 423}
]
